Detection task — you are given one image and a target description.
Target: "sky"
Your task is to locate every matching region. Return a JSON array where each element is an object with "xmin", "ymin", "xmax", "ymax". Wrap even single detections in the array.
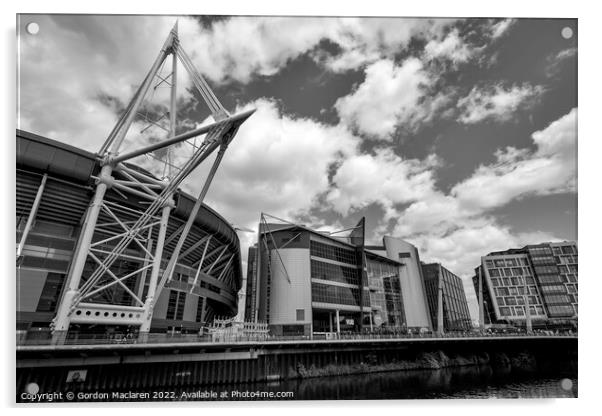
[{"xmin": 17, "ymin": 15, "xmax": 577, "ymax": 321}]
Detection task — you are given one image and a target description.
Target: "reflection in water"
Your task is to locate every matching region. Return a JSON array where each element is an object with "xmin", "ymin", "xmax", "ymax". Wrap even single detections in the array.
[
  {"xmin": 286, "ymin": 365, "xmax": 576, "ymax": 399},
  {"xmin": 191, "ymin": 363, "xmax": 577, "ymax": 400}
]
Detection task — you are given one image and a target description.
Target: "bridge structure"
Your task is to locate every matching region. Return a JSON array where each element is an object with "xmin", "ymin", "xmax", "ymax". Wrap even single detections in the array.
[{"xmin": 24, "ymin": 22, "xmax": 255, "ymax": 344}]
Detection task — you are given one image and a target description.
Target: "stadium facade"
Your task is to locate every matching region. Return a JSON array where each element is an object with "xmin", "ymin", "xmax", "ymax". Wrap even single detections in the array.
[
  {"xmin": 16, "ymin": 130, "xmax": 243, "ymax": 340},
  {"xmin": 244, "ymin": 217, "xmax": 434, "ymax": 336}
]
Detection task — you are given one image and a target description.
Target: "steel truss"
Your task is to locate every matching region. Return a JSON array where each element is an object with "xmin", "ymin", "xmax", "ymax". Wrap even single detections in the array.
[{"xmin": 51, "ymin": 22, "xmax": 253, "ymax": 343}]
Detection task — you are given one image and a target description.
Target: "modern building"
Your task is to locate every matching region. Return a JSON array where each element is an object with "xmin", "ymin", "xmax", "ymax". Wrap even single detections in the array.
[
  {"xmin": 421, "ymin": 263, "xmax": 472, "ymax": 332},
  {"xmin": 472, "ymin": 241, "xmax": 578, "ymax": 328},
  {"xmin": 244, "ymin": 216, "xmax": 433, "ymax": 336},
  {"xmin": 16, "ymin": 130, "xmax": 243, "ymax": 340}
]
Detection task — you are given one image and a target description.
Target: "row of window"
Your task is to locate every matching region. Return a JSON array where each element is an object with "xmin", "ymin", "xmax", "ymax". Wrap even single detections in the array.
[
  {"xmin": 546, "ymin": 304, "xmax": 576, "ymax": 317},
  {"xmin": 310, "ymin": 240, "xmax": 358, "ymax": 265},
  {"xmin": 494, "ymin": 286, "xmax": 539, "ymax": 297},
  {"xmin": 556, "ymin": 255, "xmax": 578, "ymax": 264},
  {"xmin": 539, "ymin": 284, "xmax": 568, "ymax": 295},
  {"xmin": 486, "ymin": 257, "xmax": 530, "ymax": 268},
  {"xmin": 490, "ymin": 275, "xmax": 536, "ymax": 286},
  {"xmin": 552, "ymin": 245, "xmax": 577, "ymax": 255},
  {"xmin": 542, "ymin": 294, "xmax": 573, "ymax": 304},
  {"xmin": 496, "ymin": 295, "xmax": 542, "ymax": 307},
  {"xmin": 528, "ymin": 247, "xmax": 554, "ymax": 257},
  {"xmin": 499, "ymin": 305, "xmax": 546, "ymax": 317},
  {"xmin": 489, "ymin": 267, "xmax": 533, "ymax": 278},
  {"xmin": 310, "ymin": 259, "xmax": 361, "ymax": 286},
  {"xmin": 311, "ymin": 282, "xmax": 370, "ymax": 307}
]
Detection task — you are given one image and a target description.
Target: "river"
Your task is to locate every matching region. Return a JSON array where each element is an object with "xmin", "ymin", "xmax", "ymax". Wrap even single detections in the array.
[{"xmin": 186, "ymin": 363, "xmax": 578, "ymax": 400}]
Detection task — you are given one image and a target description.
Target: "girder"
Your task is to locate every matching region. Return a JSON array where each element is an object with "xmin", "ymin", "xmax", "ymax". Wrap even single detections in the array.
[{"xmin": 51, "ymin": 22, "xmax": 253, "ymax": 343}]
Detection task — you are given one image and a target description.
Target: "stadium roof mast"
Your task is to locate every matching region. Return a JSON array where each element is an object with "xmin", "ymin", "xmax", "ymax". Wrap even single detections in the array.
[{"xmin": 52, "ymin": 22, "xmax": 254, "ymax": 344}]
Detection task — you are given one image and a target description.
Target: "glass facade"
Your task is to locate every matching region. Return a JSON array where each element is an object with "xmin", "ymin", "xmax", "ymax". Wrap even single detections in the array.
[
  {"xmin": 527, "ymin": 244, "xmax": 575, "ymax": 318},
  {"xmin": 422, "ymin": 264, "xmax": 472, "ymax": 331},
  {"xmin": 311, "ymin": 283, "xmax": 370, "ymax": 307},
  {"xmin": 310, "ymin": 240, "xmax": 357, "ymax": 265},
  {"xmin": 366, "ymin": 257, "xmax": 406, "ymax": 328}
]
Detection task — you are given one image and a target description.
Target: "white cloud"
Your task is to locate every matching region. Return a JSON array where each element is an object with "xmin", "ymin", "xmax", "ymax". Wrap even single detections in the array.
[
  {"xmin": 334, "ymin": 58, "xmax": 451, "ymax": 139},
  {"xmin": 179, "ymin": 98, "xmax": 360, "ymax": 237},
  {"xmin": 490, "ymin": 19, "xmax": 515, "ymax": 39},
  {"xmin": 325, "ymin": 109, "xmax": 576, "ymax": 279},
  {"xmin": 315, "ymin": 17, "xmax": 456, "ymax": 72},
  {"xmin": 452, "ymin": 108, "xmax": 577, "ymax": 210},
  {"xmin": 457, "ymin": 83, "xmax": 544, "ymax": 124},
  {"xmin": 18, "ymin": 15, "xmax": 196, "ymax": 150},
  {"xmin": 424, "ymin": 29, "xmax": 477, "ymax": 65},
  {"xmin": 326, "ymin": 148, "xmax": 440, "ymax": 218}
]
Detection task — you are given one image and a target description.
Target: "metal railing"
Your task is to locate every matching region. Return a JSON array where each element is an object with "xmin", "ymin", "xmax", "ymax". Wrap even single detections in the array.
[{"xmin": 16, "ymin": 329, "xmax": 577, "ymax": 347}]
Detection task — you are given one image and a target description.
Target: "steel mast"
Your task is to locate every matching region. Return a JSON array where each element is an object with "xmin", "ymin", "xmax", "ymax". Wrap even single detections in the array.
[{"xmin": 52, "ymin": 22, "xmax": 254, "ymax": 344}]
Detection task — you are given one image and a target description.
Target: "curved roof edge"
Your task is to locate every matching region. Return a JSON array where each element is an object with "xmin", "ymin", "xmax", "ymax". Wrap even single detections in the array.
[{"xmin": 16, "ymin": 129, "xmax": 242, "ymax": 287}]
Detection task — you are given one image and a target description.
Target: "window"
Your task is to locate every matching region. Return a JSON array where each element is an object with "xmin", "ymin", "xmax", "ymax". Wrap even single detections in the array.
[
  {"xmin": 296, "ymin": 309, "xmax": 305, "ymax": 321},
  {"xmin": 496, "ymin": 297, "xmax": 505, "ymax": 306},
  {"xmin": 489, "ymin": 268, "xmax": 500, "ymax": 277},
  {"xmin": 499, "ymin": 307, "xmax": 511, "ymax": 316},
  {"xmin": 36, "ymin": 272, "xmax": 65, "ymax": 312},
  {"xmin": 505, "ymin": 297, "xmax": 517, "ymax": 306},
  {"xmin": 167, "ymin": 290, "xmax": 185, "ymax": 321},
  {"xmin": 561, "ymin": 246, "xmax": 575, "ymax": 255},
  {"xmin": 398, "ymin": 252, "xmax": 411, "ymax": 259},
  {"xmin": 506, "ymin": 259, "xmax": 517, "ymax": 267},
  {"xmin": 312, "ymin": 259, "xmax": 361, "ymax": 285},
  {"xmin": 310, "ymin": 240, "xmax": 357, "ymax": 265}
]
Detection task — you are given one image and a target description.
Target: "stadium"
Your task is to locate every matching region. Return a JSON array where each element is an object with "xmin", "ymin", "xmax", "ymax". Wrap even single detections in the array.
[{"xmin": 16, "ymin": 129, "xmax": 243, "ymax": 341}]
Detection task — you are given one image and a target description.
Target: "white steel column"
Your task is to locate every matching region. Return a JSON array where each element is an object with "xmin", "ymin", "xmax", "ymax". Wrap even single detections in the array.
[
  {"xmin": 139, "ymin": 203, "xmax": 172, "ymax": 335},
  {"xmin": 52, "ymin": 165, "xmax": 112, "ymax": 343},
  {"xmin": 17, "ymin": 173, "xmax": 47, "ymax": 259}
]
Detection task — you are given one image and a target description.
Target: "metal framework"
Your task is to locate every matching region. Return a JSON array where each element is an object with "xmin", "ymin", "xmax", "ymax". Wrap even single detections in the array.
[{"xmin": 50, "ymin": 22, "xmax": 254, "ymax": 343}]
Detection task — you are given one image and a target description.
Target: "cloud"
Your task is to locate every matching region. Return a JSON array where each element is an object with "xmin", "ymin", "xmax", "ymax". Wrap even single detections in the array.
[
  {"xmin": 314, "ymin": 18, "xmax": 457, "ymax": 72},
  {"xmin": 324, "ymin": 109, "xmax": 576, "ymax": 279},
  {"xmin": 334, "ymin": 58, "xmax": 453, "ymax": 139},
  {"xmin": 18, "ymin": 15, "xmax": 198, "ymax": 150},
  {"xmin": 452, "ymin": 108, "xmax": 577, "ymax": 210},
  {"xmin": 326, "ymin": 148, "xmax": 440, "ymax": 218},
  {"xmin": 489, "ymin": 19, "xmax": 515, "ymax": 39},
  {"xmin": 179, "ymin": 98, "xmax": 360, "ymax": 236},
  {"xmin": 424, "ymin": 28, "xmax": 478, "ymax": 65},
  {"xmin": 457, "ymin": 83, "xmax": 544, "ymax": 124},
  {"xmin": 545, "ymin": 47, "xmax": 577, "ymax": 77}
]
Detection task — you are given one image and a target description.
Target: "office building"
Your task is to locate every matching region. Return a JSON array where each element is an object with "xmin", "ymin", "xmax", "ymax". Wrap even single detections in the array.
[
  {"xmin": 421, "ymin": 263, "xmax": 472, "ymax": 331},
  {"xmin": 245, "ymin": 216, "xmax": 433, "ymax": 336},
  {"xmin": 472, "ymin": 241, "xmax": 578, "ymax": 327}
]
